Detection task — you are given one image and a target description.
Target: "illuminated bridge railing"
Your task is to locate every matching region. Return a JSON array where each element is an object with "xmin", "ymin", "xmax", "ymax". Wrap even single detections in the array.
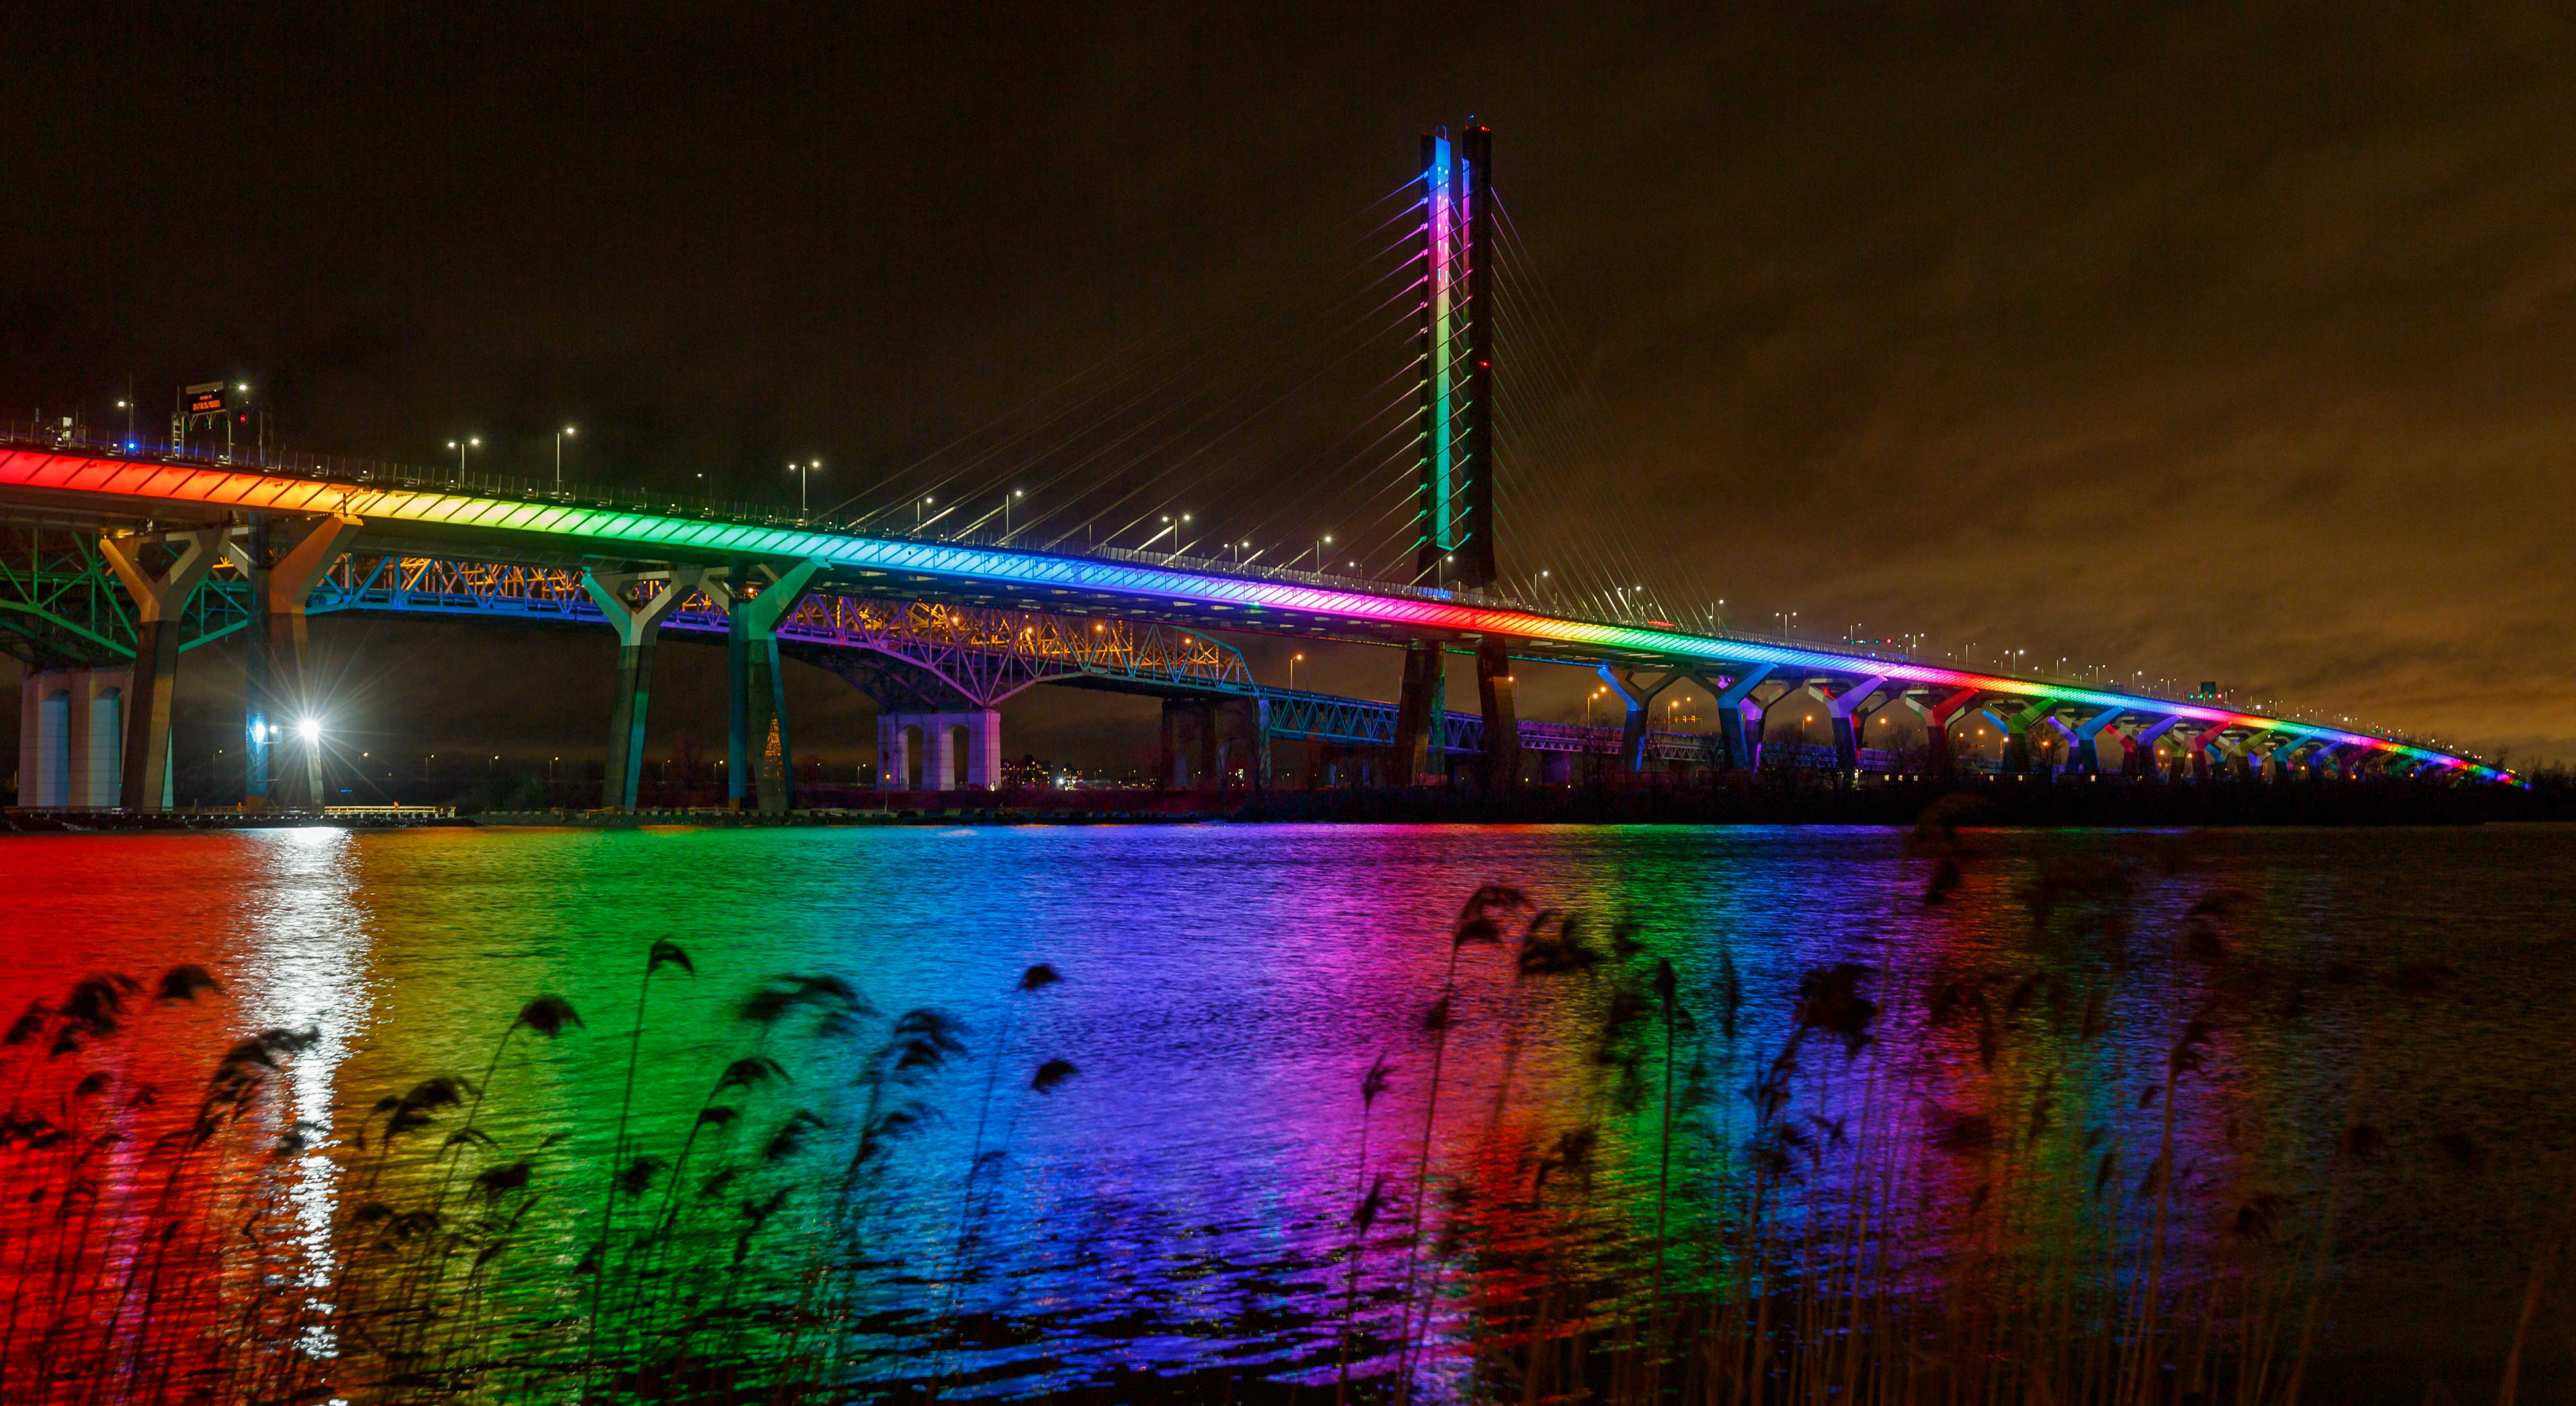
[{"xmin": 0, "ymin": 443, "xmax": 2512, "ymax": 780}]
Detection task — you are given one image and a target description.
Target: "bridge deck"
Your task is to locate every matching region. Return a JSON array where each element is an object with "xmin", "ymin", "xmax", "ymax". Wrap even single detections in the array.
[{"xmin": 0, "ymin": 439, "xmax": 2509, "ymax": 780}]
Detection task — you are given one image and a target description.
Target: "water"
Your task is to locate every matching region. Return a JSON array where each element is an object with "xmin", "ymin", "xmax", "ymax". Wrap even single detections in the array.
[{"xmin": 2, "ymin": 822, "xmax": 2571, "ymax": 1403}]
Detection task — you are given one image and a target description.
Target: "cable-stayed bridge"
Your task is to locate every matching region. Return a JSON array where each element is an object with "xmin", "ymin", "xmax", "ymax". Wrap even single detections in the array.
[{"xmin": 0, "ymin": 125, "xmax": 2512, "ymax": 811}]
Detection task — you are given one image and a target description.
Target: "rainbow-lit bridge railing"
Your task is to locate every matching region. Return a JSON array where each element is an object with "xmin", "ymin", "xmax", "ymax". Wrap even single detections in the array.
[{"xmin": 0, "ymin": 442, "xmax": 2517, "ymax": 787}]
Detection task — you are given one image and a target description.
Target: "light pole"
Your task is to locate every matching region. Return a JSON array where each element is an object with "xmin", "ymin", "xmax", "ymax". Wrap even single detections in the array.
[
  {"xmin": 1003, "ymin": 488, "xmax": 1024, "ymax": 542},
  {"xmin": 296, "ymin": 716, "xmax": 324, "ymax": 811},
  {"xmin": 917, "ymin": 494, "xmax": 933, "ymax": 528},
  {"xmin": 1290, "ymin": 652, "xmax": 1304, "ymax": 690},
  {"xmin": 115, "ymin": 397, "xmax": 133, "ymax": 447},
  {"xmin": 1315, "ymin": 534, "xmax": 1334, "ymax": 571},
  {"xmin": 789, "ymin": 460, "xmax": 820, "ymax": 521},
  {"xmin": 555, "ymin": 425, "xmax": 576, "ymax": 491},
  {"xmin": 447, "ymin": 437, "xmax": 479, "ymax": 485}
]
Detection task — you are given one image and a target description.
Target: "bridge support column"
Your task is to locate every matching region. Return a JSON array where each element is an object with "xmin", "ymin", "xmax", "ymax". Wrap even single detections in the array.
[
  {"xmin": 2303, "ymin": 742, "xmax": 2340, "ymax": 782},
  {"xmin": 2066, "ymin": 707, "xmax": 2125, "ymax": 778},
  {"xmin": 1599, "ymin": 665, "xmax": 1680, "ymax": 775},
  {"xmin": 582, "ymin": 567, "xmax": 701, "ymax": 813},
  {"xmin": 1475, "ymin": 639, "xmax": 1520, "ymax": 791},
  {"xmin": 239, "ymin": 515, "xmax": 271, "ymax": 806},
  {"xmin": 230, "ymin": 514, "xmax": 359, "ymax": 810},
  {"xmin": 1902, "ymin": 687, "xmax": 1981, "ymax": 779},
  {"xmin": 711, "ymin": 559, "xmax": 821, "ymax": 815},
  {"xmin": 926, "ymin": 716, "xmax": 959, "ymax": 791},
  {"xmin": 1697, "ymin": 666, "xmax": 1775, "ymax": 773},
  {"xmin": 1221, "ymin": 697, "xmax": 1271, "ymax": 792},
  {"xmin": 877, "ymin": 715, "xmax": 913, "ymax": 791},
  {"xmin": 1989, "ymin": 700, "xmax": 2056, "ymax": 777},
  {"xmin": 2127, "ymin": 716, "xmax": 2183, "ymax": 781},
  {"xmin": 2184, "ymin": 722, "xmax": 2229, "ymax": 783},
  {"xmin": 1805, "ymin": 674, "xmax": 1890, "ymax": 776},
  {"xmin": 1197, "ymin": 699, "xmax": 1220, "ymax": 795},
  {"xmin": 17, "ymin": 667, "xmax": 132, "ymax": 807},
  {"xmin": 98, "ymin": 528, "xmax": 220, "ymax": 812},
  {"xmin": 2205, "ymin": 736, "xmax": 2246, "ymax": 783},
  {"xmin": 1391, "ymin": 641, "xmax": 1445, "ymax": 786},
  {"xmin": 1159, "ymin": 699, "xmax": 1183, "ymax": 790},
  {"xmin": 964, "ymin": 709, "xmax": 1003, "ymax": 789},
  {"xmin": 2256, "ymin": 739, "xmax": 2291, "ymax": 785}
]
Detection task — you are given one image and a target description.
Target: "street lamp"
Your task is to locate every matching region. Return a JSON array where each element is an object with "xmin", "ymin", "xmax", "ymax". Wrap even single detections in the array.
[
  {"xmin": 447, "ymin": 437, "xmax": 479, "ymax": 485},
  {"xmin": 1290, "ymin": 652, "xmax": 1304, "ymax": 689},
  {"xmin": 296, "ymin": 716, "xmax": 324, "ymax": 811},
  {"xmin": 788, "ymin": 460, "xmax": 821, "ymax": 520},
  {"xmin": 1003, "ymin": 488, "xmax": 1024, "ymax": 542},
  {"xmin": 114, "ymin": 398, "xmax": 133, "ymax": 446},
  {"xmin": 1315, "ymin": 534, "xmax": 1334, "ymax": 571}
]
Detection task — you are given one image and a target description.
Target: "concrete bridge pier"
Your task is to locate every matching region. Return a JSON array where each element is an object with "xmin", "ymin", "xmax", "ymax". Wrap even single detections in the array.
[
  {"xmin": 582, "ymin": 566, "xmax": 701, "ymax": 812},
  {"xmin": 15, "ymin": 667, "xmax": 132, "ymax": 807},
  {"xmin": 1215, "ymin": 696, "xmax": 1271, "ymax": 792},
  {"xmin": 222, "ymin": 513, "xmax": 358, "ymax": 810},
  {"xmin": 1806, "ymin": 674, "xmax": 1891, "ymax": 776},
  {"xmin": 1902, "ymin": 687, "xmax": 1980, "ymax": 779},
  {"xmin": 708, "ymin": 559, "xmax": 820, "ymax": 815},
  {"xmin": 2304, "ymin": 742, "xmax": 2342, "ymax": 782},
  {"xmin": 2125, "ymin": 716, "xmax": 2183, "ymax": 781},
  {"xmin": 1988, "ymin": 699, "xmax": 2056, "ymax": 777},
  {"xmin": 1598, "ymin": 665, "xmax": 1682, "ymax": 775},
  {"xmin": 2066, "ymin": 707, "xmax": 2126, "ymax": 778},
  {"xmin": 2254, "ymin": 739, "xmax": 2290, "ymax": 785},
  {"xmin": 1475, "ymin": 638, "xmax": 1520, "ymax": 791},
  {"xmin": 1158, "ymin": 697, "xmax": 1221, "ymax": 792},
  {"xmin": 2222, "ymin": 738, "xmax": 2254, "ymax": 783},
  {"xmin": 97, "ymin": 528, "xmax": 220, "ymax": 812},
  {"xmin": 879, "ymin": 710, "xmax": 1002, "ymax": 790},
  {"xmin": 2184, "ymin": 722, "xmax": 2230, "ymax": 783},
  {"xmin": 1391, "ymin": 641, "xmax": 1446, "ymax": 785},
  {"xmin": 1695, "ymin": 665, "xmax": 1774, "ymax": 773}
]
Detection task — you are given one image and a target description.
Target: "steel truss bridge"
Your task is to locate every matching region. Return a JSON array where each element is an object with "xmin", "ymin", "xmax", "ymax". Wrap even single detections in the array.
[
  {"xmin": 0, "ymin": 439, "xmax": 2508, "ymax": 815},
  {"xmin": 0, "ymin": 519, "xmax": 1709, "ymax": 762}
]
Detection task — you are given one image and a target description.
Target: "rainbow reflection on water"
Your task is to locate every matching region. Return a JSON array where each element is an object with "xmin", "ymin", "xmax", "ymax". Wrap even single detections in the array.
[{"xmin": 0, "ymin": 822, "xmax": 2568, "ymax": 1403}]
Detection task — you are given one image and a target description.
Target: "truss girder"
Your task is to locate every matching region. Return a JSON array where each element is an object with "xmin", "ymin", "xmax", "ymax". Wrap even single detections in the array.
[{"xmin": 301, "ymin": 555, "xmax": 1258, "ymax": 707}]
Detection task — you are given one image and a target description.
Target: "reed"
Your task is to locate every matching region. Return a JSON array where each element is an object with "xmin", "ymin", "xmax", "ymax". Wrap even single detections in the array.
[{"xmin": 0, "ymin": 829, "xmax": 2537, "ymax": 1405}]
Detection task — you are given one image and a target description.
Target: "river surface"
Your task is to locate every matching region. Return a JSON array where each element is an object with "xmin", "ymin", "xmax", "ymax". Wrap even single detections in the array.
[{"xmin": 1, "ymin": 822, "xmax": 2570, "ymax": 1403}]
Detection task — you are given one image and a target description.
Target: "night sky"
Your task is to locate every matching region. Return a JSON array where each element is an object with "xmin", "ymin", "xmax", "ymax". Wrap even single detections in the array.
[{"xmin": 5, "ymin": 5, "xmax": 2571, "ymax": 779}]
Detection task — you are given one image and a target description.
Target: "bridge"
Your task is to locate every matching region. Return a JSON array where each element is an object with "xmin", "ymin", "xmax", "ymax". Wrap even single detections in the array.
[{"xmin": 0, "ymin": 126, "xmax": 2511, "ymax": 811}]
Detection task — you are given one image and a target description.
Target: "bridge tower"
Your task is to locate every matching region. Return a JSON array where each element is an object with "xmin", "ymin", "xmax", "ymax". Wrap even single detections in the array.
[
  {"xmin": 1413, "ymin": 125, "xmax": 1497, "ymax": 591},
  {"xmin": 1396, "ymin": 124, "xmax": 1516, "ymax": 787}
]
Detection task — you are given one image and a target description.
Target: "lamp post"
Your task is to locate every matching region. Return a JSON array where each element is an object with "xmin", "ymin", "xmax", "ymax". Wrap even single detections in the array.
[
  {"xmin": 789, "ymin": 460, "xmax": 820, "ymax": 521},
  {"xmin": 1315, "ymin": 534, "xmax": 1333, "ymax": 571},
  {"xmin": 555, "ymin": 426, "xmax": 575, "ymax": 492},
  {"xmin": 296, "ymin": 716, "xmax": 324, "ymax": 812},
  {"xmin": 447, "ymin": 437, "xmax": 479, "ymax": 486},
  {"xmin": 1290, "ymin": 652, "xmax": 1304, "ymax": 690},
  {"xmin": 115, "ymin": 397, "xmax": 133, "ymax": 447},
  {"xmin": 1003, "ymin": 488, "xmax": 1024, "ymax": 543}
]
